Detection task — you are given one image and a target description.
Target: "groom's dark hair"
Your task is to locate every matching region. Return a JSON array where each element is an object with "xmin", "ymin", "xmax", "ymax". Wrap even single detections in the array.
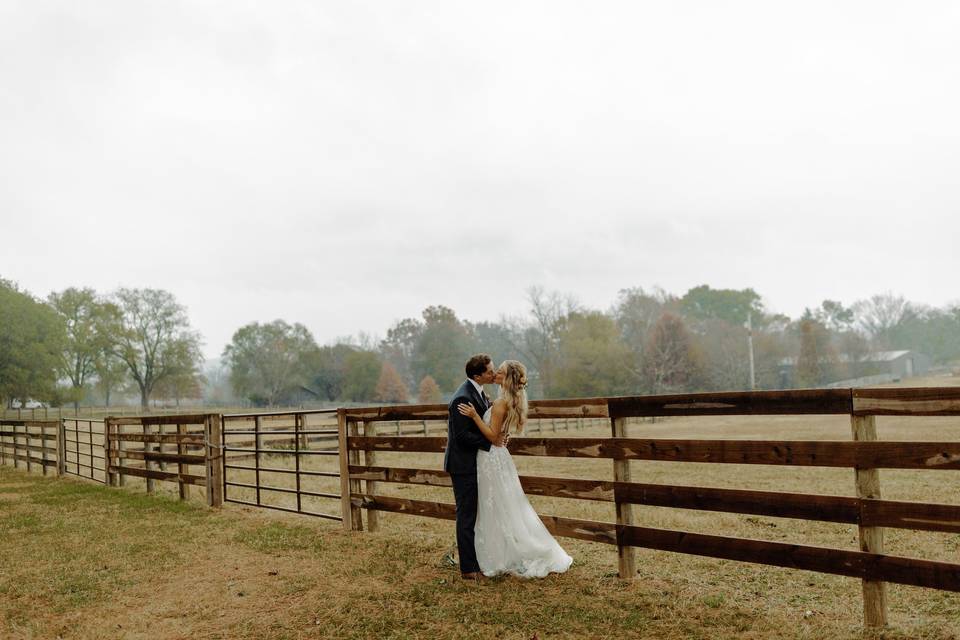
[{"xmin": 465, "ymin": 353, "xmax": 492, "ymax": 380}]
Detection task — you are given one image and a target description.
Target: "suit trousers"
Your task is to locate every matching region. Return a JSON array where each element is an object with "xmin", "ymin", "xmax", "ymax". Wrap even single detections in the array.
[{"xmin": 450, "ymin": 471, "xmax": 481, "ymax": 574}]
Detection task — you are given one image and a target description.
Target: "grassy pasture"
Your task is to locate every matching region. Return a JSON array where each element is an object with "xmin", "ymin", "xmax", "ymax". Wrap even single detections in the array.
[{"xmin": 3, "ymin": 405, "xmax": 959, "ymax": 639}]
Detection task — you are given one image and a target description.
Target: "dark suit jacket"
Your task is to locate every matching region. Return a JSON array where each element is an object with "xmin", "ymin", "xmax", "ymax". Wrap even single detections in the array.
[{"xmin": 443, "ymin": 379, "xmax": 492, "ymax": 475}]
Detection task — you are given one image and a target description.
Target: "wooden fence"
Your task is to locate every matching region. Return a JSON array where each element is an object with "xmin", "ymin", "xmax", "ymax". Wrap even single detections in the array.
[
  {"xmin": 339, "ymin": 387, "xmax": 960, "ymax": 629},
  {"xmin": 221, "ymin": 410, "xmax": 342, "ymax": 520},
  {"xmin": 0, "ymin": 420, "xmax": 60, "ymax": 475},
  {"xmin": 104, "ymin": 414, "xmax": 223, "ymax": 506}
]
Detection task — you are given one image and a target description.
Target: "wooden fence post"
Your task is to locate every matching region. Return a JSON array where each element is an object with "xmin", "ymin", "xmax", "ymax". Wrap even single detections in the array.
[
  {"xmin": 144, "ymin": 422, "xmax": 155, "ymax": 494},
  {"xmin": 851, "ymin": 414, "xmax": 888, "ymax": 628},
  {"xmin": 104, "ymin": 418, "xmax": 115, "ymax": 486},
  {"xmin": 612, "ymin": 415, "xmax": 637, "ymax": 579},
  {"xmin": 205, "ymin": 414, "xmax": 224, "ymax": 507},
  {"xmin": 364, "ymin": 420, "xmax": 378, "ymax": 532},
  {"xmin": 349, "ymin": 419, "xmax": 364, "ymax": 531},
  {"xmin": 337, "ymin": 410, "xmax": 362, "ymax": 531},
  {"xmin": 177, "ymin": 423, "xmax": 190, "ymax": 500},
  {"xmin": 57, "ymin": 419, "xmax": 66, "ymax": 476}
]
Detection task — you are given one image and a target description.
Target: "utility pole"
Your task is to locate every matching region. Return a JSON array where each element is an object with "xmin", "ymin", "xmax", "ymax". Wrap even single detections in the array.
[{"xmin": 747, "ymin": 311, "xmax": 756, "ymax": 390}]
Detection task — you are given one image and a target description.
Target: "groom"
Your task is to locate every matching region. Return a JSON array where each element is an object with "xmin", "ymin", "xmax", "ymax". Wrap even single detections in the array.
[{"xmin": 444, "ymin": 353, "xmax": 498, "ymax": 580}]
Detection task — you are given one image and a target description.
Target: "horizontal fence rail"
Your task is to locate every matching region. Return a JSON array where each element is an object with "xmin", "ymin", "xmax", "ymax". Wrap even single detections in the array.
[{"xmin": 338, "ymin": 387, "xmax": 960, "ymax": 630}]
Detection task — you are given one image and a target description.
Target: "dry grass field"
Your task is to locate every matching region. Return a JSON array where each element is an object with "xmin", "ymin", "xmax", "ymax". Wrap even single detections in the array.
[{"xmin": 3, "ymin": 381, "xmax": 960, "ymax": 639}]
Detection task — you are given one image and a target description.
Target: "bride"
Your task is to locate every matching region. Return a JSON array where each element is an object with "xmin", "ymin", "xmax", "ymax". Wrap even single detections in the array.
[{"xmin": 457, "ymin": 360, "xmax": 573, "ymax": 578}]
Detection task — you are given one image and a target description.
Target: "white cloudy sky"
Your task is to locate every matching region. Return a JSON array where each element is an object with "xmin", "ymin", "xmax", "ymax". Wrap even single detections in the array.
[{"xmin": 2, "ymin": 1, "xmax": 959, "ymax": 359}]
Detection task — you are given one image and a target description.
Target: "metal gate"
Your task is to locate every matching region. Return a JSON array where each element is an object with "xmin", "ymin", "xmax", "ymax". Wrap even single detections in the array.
[
  {"xmin": 61, "ymin": 418, "xmax": 107, "ymax": 483},
  {"xmin": 222, "ymin": 410, "xmax": 342, "ymax": 521}
]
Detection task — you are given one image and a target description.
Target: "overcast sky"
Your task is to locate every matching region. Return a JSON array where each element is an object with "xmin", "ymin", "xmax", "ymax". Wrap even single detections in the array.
[{"xmin": 2, "ymin": 1, "xmax": 959, "ymax": 360}]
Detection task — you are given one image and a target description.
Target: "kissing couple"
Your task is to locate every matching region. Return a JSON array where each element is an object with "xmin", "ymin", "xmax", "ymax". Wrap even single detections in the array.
[{"xmin": 443, "ymin": 353, "xmax": 573, "ymax": 580}]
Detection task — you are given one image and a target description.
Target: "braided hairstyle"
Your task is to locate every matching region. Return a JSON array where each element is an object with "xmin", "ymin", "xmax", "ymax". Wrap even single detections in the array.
[{"xmin": 497, "ymin": 360, "xmax": 529, "ymax": 434}]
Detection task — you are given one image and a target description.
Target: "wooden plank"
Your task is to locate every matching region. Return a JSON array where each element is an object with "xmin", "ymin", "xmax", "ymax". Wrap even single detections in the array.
[
  {"xmin": 617, "ymin": 524, "xmax": 960, "ymax": 592},
  {"xmin": 344, "ymin": 398, "xmax": 609, "ymax": 422},
  {"xmin": 348, "ymin": 465, "xmax": 453, "ymax": 486},
  {"xmin": 608, "ymin": 388, "xmax": 852, "ymax": 417},
  {"xmin": 612, "ymin": 416, "xmax": 636, "ymax": 579},
  {"xmin": 57, "ymin": 419, "xmax": 66, "ymax": 476},
  {"xmin": 363, "ymin": 420, "xmax": 378, "ymax": 532},
  {"xmin": 177, "ymin": 423, "xmax": 190, "ymax": 500},
  {"xmin": 348, "ymin": 436, "xmax": 960, "ymax": 469},
  {"xmin": 853, "ymin": 387, "xmax": 960, "ymax": 416},
  {"xmin": 113, "ymin": 433, "xmax": 206, "ymax": 444},
  {"xmin": 143, "ymin": 423, "xmax": 155, "ymax": 494},
  {"xmin": 0, "ymin": 453, "xmax": 58, "ymax": 468},
  {"xmin": 0, "ymin": 431, "xmax": 58, "ymax": 441},
  {"xmin": 107, "ymin": 414, "xmax": 210, "ymax": 426},
  {"xmin": 851, "ymin": 414, "xmax": 887, "ymax": 628},
  {"xmin": 351, "ymin": 494, "xmax": 618, "ymax": 545},
  {"xmin": 351, "ymin": 494, "xmax": 617, "ymax": 544},
  {"xmin": 860, "ymin": 499, "xmax": 960, "ymax": 534},
  {"xmin": 0, "ymin": 442, "xmax": 58, "ymax": 455},
  {"xmin": 348, "ymin": 420, "xmax": 363, "ymax": 531},
  {"xmin": 344, "ymin": 464, "xmax": 960, "ymax": 534},
  {"xmin": 337, "ymin": 410, "xmax": 353, "ymax": 531},
  {"xmin": 206, "ymin": 414, "xmax": 224, "ymax": 507},
  {"xmin": 108, "ymin": 465, "xmax": 206, "ymax": 486}
]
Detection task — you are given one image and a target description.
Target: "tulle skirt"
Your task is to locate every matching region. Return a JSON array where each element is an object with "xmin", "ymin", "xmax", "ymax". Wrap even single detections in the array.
[{"xmin": 474, "ymin": 446, "xmax": 573, "ymax": 578}]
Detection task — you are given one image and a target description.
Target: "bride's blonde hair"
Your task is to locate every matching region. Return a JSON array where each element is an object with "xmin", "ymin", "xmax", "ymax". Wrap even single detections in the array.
[{"xmin": 498, "ymin": 360, "xmax": 529, "ymax": 434}]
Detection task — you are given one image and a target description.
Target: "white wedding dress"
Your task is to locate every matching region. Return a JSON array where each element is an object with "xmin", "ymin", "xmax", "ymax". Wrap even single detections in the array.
[{"xmin": 474, "ymin": 407, "xmax": 573, "ymax": 578}]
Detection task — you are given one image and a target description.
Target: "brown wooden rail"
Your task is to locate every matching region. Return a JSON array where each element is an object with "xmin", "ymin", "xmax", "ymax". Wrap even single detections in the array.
[
  {"xmin": 338, "ymin": 387, "xmax": 960, "ymax": 630},
  {"xmin": 104, "ymin": 414, "xmax": 222, "ymax": 506}
]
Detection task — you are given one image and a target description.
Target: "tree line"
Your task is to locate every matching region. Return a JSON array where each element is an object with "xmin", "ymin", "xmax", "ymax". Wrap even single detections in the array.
[
  {"xmin": 2, "ymin": 277, "xmax": 958, "ymax": 409},
  {"xmin": 218, "ymin": 285, "xmax": 960, "ymax": 405},
  {"xmin": 1, "ymin": 280, "xmax": 201, "ymax": 409}
]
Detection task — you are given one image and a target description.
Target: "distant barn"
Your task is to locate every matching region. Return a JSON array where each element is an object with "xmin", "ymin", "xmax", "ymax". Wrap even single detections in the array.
[{"xmin": 778, "ymin": 350, "xmax": 932, "ymax": 388}]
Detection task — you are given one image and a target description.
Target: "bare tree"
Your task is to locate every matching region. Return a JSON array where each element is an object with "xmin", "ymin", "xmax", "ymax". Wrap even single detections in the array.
[
  {"xmin": 854, "ymin": 292, "xmax": 916, "ymax": 349},
  {"xmin": 643, "ymin": 313, "xmax": 697, "ymax": 393},
  {"xmin": 518, "ymin": 286, "xmax": 580, "ymax": 396}
]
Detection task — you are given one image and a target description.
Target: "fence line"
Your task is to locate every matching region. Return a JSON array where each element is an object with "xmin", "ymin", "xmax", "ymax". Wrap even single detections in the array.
[
  {"xmin": 339, "ymin": 387, "xmax": 960, "ymax": 629},
  {"xmin": 3, "ymin": 387, "xmax": 960, "ymax": 631}
]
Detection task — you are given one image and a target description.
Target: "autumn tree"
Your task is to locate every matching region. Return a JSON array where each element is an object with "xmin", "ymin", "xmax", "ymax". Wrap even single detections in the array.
[
  {"xmin": 417, "ymin": 375, "xmax": 443, "ymax": 404},
  {"xmin": 643, "ymin": 313, "xmax": 699, "ymax": 393},
  {"xmin": 375, "ymin": 362, "xmax": 409, "ymax": 403},
  {"xmin": 795, "ymin": 318, "xmax": 835, "ymax": 387},
  {"xmin": 380, "ymin": 317, "xmax": 422, "ymax": 389}
]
